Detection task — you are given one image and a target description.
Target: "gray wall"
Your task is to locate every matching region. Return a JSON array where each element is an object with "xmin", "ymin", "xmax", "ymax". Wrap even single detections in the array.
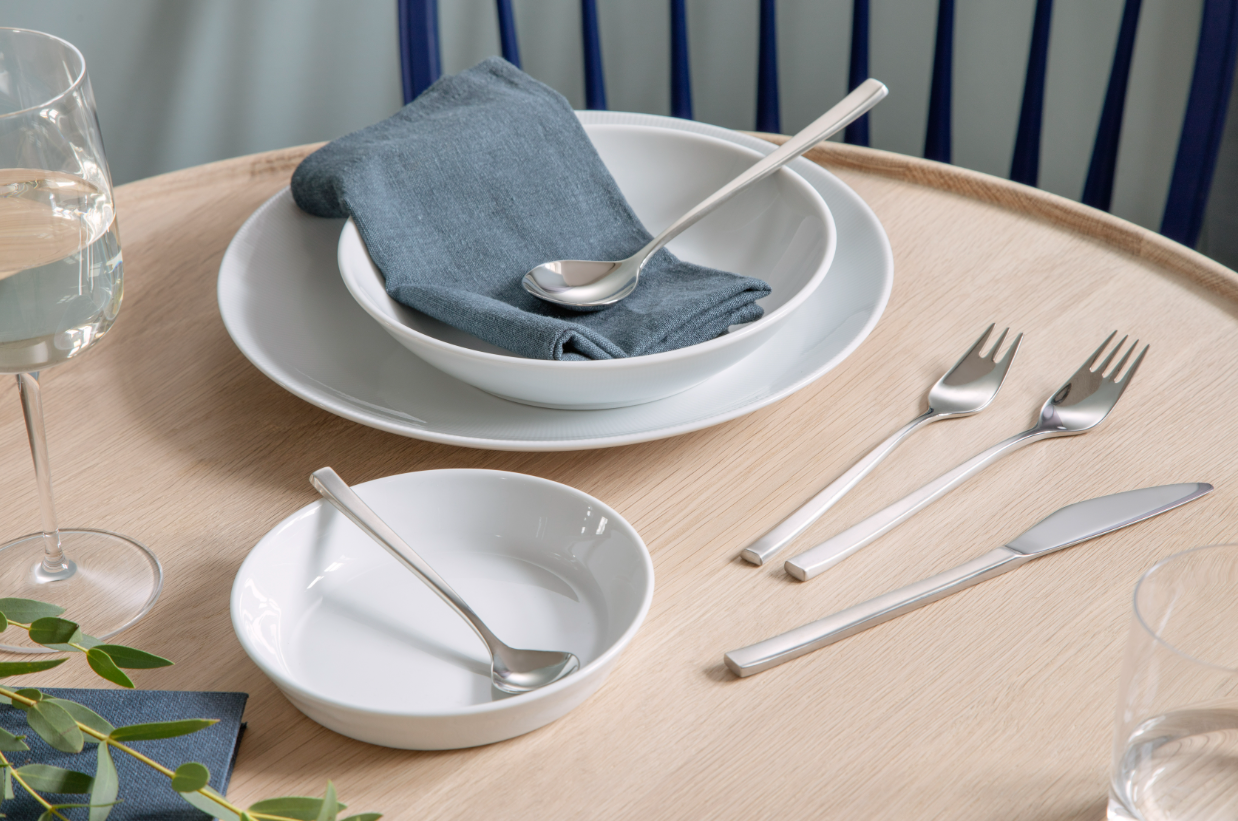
[{"xmin": 3, "ymin": 0, "xmax": 1233, "ymax": 266}]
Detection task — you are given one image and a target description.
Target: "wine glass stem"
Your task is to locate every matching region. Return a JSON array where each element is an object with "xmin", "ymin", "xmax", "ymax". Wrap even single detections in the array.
[{"xmin": 16, "ymin": 372, "xmax": 75, "ymax": 580}]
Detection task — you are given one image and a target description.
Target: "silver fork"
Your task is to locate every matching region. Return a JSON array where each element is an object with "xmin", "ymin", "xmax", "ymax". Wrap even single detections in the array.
[
  {"xmin": 784, "ymin": 332, "xmax": 1147, "ymax": 581},
  {"xmin": 741, "ymin": 325, "xmax": 1022, "ymax": 566}
]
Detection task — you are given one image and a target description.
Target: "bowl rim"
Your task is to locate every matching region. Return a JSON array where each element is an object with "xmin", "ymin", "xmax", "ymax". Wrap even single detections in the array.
[
  {"xmin": 230, "ymin": 468, "xmax": 655, "ymax": 718},
  {"xmin": 337, "ymin": 122, "xmax": 838, "ymax": 369}
]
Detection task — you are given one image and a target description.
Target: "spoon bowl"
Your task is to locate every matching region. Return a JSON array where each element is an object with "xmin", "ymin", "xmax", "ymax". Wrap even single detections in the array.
[{"xmin": 522, "ymin": 79, "xmax": 887, "ymax": 309}]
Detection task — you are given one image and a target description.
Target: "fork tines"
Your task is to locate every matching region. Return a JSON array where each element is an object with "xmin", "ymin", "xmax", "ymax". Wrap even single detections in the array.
[{"xmin": 1088, "ymin": 331, "xmax": 1149, "ymax": 383}]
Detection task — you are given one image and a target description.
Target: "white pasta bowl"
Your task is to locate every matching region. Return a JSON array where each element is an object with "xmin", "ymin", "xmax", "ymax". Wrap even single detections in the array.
[
  {"xmin": 337, "ymin": 121, "xmax": 836, "ymax": 410},
  {"xmin": 231, "ymin": 469, "xmax": 654, "ymax": 749}
]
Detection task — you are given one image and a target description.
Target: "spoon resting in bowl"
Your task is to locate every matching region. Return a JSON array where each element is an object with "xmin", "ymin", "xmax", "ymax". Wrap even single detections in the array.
[
  {"xmin": 310, "ymin": 467, "xmax": 580, "ymax": 694},
  {"xmin": 521, "ymin": 78, "xmax": 888, "ymax": 310}
]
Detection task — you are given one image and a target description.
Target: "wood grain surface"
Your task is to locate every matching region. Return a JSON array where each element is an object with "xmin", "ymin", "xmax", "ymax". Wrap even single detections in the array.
[{"xmin": 4, "ymin": 140, "xmax": 1237, "ymax": 820}]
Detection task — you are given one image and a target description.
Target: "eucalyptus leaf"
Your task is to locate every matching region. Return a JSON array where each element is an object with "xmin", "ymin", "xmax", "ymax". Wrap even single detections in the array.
[
  {"xmin": 13, "ymin": 763, "xmax": 93, "ymax": 793},
  {"xmin": 40, "ymin": 632, "xmax": 102, "ymax": 653},
  {"xmin": 180, "ymin": 788, "xmax": 241, "ymax": 821},
  {"xmin": 316, "ymin": 781, "xmax": 338, "ymax": 821},
  {"xmin": 0, "ymin": 611, "xmax": 7, "ymax": 632},
  {"xmin": 47, "ymin": 699, "xmax": 113, "ymax": 740},
  {"xmin": 27, "ymin": 699, "xmax": 84, "ymax": 753},
  {"xmin": 85, "ymin": 649, "xmax": 134, "ymax": 689},
  {"xmin": 89, "ymin": 742, "xmax": 118, "ymax": 821},
  {"xmin": 37, "ymin": 810, "xmax": 54, "ymax": 821},
  {"xmin": 0, "ymin": 727, "xmax": 28, "ymax": 751},
  {"xmin": 0, "ymin": 659, "xmax": 64, "ymax": 680},
  {"xmin": 339, "ymin": 814, "xmax": 382, "ymax": 821},
  {"xmin": 93, "ymin": 644, "xmax": 173, "ymax": 669},
  {"xmin": 28, "ymin": 617, "xmax": 82, "ymax": 648},
  {"xmin": 14, "ymin": 687, "xmax": 43, "ymax": 704},
  {"xmin": 0, "ymin": 598, "xmax": 64, "ymax": 624},
  {"xmin": 109, "ymin": 719, "xmax": 216, "ymax": 742},
  {"xmin": 171, "ymin": 762, "xmax": 209, "ymax": 793},
  {"xmin": 248, "ymin": 796, "xmax": 347, "ymax": 820},
  {"xmin": 2, "ymin": 765, "xmax": 12, "ymax": 800}
]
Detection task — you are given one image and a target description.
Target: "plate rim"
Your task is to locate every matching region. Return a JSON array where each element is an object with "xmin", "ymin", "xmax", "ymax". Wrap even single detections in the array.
[{"xmin": 216, "ymin": 111, "xmax": 893, "ymax": 450}]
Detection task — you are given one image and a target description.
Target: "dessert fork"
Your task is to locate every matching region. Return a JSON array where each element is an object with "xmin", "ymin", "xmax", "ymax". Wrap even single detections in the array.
[
  {"xmin": 741, "ymin": 325, "xmax": 1022, "ymax": 565},
  {"xmin": 785, "ymin": 332, "xmax": 1147, "ymax": 581}
]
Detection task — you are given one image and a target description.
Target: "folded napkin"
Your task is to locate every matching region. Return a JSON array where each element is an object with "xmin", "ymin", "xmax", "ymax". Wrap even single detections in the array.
[
  {"xmin": 291, "ymin": 57, "xmax": 771, "ymax": 361},
  {"xmin": 0, "ymin": 689, "xmax": 247, "ymax": 820}
]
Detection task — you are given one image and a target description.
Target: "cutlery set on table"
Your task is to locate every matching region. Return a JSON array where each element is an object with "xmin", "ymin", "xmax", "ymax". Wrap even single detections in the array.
[{"xmin": 217, "ymin": 57, "xmax": 1222, "ymax": 792}]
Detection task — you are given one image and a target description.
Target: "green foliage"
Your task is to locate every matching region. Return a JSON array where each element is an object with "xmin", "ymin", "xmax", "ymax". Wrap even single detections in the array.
[
  {"xmin": 26, "ymin": 700, "xmax": 84, "ymax": 754},
  {"xmin": 47, "ymin": 700, "xmax": 113, "ymax": 740},
  {"xmin": 88, "ymin": 744, "xmax": 118, "ymax": 821},
  {"xmin": 0, "ymin": 729, "xmax": 27, "ymax": 752},
  {"xmin": 93, "ymin": 645, "xmax": 173, "ymax": 670},
  {"xmin": 28, "ymin": 618, "xmax": 82, "ymax": 647},
  {"xmin": 170, "ymin": 762, "xmax": 209, "ymax": 793},
  {"xmin": 85, "ymin": 649, "xmax": 134, "ymax": 689},
  {"xmin": 109, "ymin": 719, "xmax": 216, "ymax": 742},
  {"xmin": 0, "ymin": 599, "xmax": 381, "ymax": 821},
  {"xmin": 0, "ymin": 659, "xmax": 64, "ymax": 680},
  {"xmin": 13, "ymin": 764, "xmax": 92, "ymax": 793},
  {"xmin": 0, "ymin": 599, "xmax": 64, "ymax": 623},
  {"xmin": 248, "ymin": 795, "xmax": 346, "ymax": 820}
]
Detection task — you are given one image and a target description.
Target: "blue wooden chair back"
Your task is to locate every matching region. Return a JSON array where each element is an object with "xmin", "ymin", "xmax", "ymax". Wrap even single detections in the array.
[{"xmin": 396, "ymin": 0, "xmax": 1238, "ymax": 250}]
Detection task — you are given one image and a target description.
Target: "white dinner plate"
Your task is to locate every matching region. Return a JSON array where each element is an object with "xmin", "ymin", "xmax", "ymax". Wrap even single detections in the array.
[{"xmin": 217, "ymin": 111, "xmax": 893, "ymax": 451}]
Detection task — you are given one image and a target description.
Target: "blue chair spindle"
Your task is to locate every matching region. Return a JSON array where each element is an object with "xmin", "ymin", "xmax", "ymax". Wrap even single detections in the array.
[
  {"xmin": 581, "ymin": 0, "xmax": 608, "ymax": 110},
  {"xmin": 398, "ymin": 0, "xmax": 441, "ymax": 104},
  {"xmin": 845, "ymin": 0, "xmax": 871, "ymax": 146},
  {"xmin": 670, "ymin": 0, "xmax": 693, "ymax": 119},
  {"xmin": 1081, "ymin": 0, "xmax": 1143, "ymax": 211},
  {"xmin": 1009, "ymin": 0, "xmax": 1054, "ymax": 186},
  {"xmin": 924, "ymin": 0, "xmax": 954, "ymax": 162},
  {"xmin": 495, "ymin": 0, "xmax": 521, "ymax": 68},
  {"xmin": 756, "ymin": 0, "xmax": 780, "ymax": 132},
  {"xmin": 1161, "ymin": 0, "xmax": 1238, "ymax": 247}
]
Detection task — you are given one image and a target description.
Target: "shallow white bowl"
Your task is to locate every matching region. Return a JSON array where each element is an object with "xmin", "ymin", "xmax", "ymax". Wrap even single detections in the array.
[
  {"xmin": 337, "ymin": 122, "xmax": 836, "ymax": 409},
  {"xmin": 230, "ymin": 470, "xmax": 654, "ymax": 749}
]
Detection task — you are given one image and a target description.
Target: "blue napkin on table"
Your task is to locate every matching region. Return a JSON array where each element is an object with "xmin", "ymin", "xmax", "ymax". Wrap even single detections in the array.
[
  {"xmin": 0, "ymin": 689, "xmax": 247, "ymax": 820},
  {"xmin": 291, "ymin": 57, "xmax": 771, "ymax": 361}
]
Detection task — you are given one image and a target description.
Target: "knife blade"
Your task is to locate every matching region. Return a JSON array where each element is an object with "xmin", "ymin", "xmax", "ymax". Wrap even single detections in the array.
[{"xmin": 724, "ymin": 482, "xmax": 1214, "ymax": 677}]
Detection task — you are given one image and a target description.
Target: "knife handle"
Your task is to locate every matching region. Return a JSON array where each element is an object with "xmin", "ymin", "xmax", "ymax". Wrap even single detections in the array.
[
  {"xmin": 785, "ymin": 427, "xmax": 1051, "ymax": 581},
  {"xmin": 725, "ymin": 547, "xmax": 1027, "ymax": 677},
  {"xmin": 741, "ymin": 410, "xmax": 937, "ymax": 566}
]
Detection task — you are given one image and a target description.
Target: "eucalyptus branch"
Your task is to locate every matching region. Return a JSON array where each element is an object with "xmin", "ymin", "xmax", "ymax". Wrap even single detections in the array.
[{"xmin": 0, "ymin": 598, "xmax": 381, "ymax": 821}]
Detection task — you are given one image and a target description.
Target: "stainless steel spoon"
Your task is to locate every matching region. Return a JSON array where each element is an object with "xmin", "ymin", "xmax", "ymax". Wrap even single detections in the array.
[
  {"xmin": 310, "ymin": 467, "xmax": 580, "ymax": 694},
  {"xmin": 521, "ymin": 78, "xmax": 889, "ymax": 309}
]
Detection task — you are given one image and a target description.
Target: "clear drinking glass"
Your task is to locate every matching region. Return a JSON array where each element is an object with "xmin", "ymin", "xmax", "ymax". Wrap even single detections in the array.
[
  {"xmin": 1108, "ymin": 544, "xmax": 1238, "ymax": 820},
  {"xmin": 0, "ymin": 28, "xmax": 160, "ymax": 652}
]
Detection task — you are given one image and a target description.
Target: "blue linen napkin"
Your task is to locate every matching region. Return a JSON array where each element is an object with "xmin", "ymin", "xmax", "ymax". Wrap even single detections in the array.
[
  {"xmin": 291, "ymin": 57, "xmax": 772, "ymax": 361},
  {"xmin": 0, "ymin": 689, "xmax": 247, "ymax": 820}
]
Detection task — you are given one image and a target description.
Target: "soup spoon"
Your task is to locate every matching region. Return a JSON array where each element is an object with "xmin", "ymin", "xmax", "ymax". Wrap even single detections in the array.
[
  {"xmin": 521, "ymin": 78, "xmax": 888, "ymax": 309},
  {"xmin": 310, "ymin": 467, "xmax": 580, "ymax": 694}
]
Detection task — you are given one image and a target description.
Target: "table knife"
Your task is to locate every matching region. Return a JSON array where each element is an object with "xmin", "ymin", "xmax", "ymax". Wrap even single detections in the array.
[{"xmin": 724, "ymin": 482, "xmax": 1213, "ymax": 677}]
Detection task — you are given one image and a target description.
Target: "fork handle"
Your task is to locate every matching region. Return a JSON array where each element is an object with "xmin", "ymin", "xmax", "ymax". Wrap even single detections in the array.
[
  {"xmin": 741, "ymin": 410, "xmax": 937, "ymax": 565},
  {"xmin": 784, "ymin": 426, "xmax": 1052, "ymax": 580}
]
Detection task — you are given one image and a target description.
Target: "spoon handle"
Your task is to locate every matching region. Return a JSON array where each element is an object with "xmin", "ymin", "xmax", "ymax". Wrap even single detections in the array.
[
  {"xmin": 638, "ymin": 78, "xmax": 888, "ymax": 260},
  {"xmin": 310, "ymin": 467, "xmax": 503, "ymax": 653}
]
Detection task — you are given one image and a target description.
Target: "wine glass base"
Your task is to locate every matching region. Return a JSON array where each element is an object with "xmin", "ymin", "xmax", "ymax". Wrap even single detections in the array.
[{"xmin": 0, "ymin": 528, "xmax": 162, "ymax": 653}]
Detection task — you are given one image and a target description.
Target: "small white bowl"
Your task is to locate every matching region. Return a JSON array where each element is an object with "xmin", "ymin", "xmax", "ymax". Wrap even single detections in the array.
[
  {"xmin": 230, "ymin": 470, "xmax": 654, "ymax": 749},
  {"xmin": 337, "ymin": 122, "xmax": 836, "ymax": 410}
]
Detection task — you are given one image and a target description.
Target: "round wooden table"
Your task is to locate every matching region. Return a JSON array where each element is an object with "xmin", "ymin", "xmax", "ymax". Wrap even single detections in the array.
[{"xmin": 4, "ymin": 139, "xmax": 1236, "ymax": 820}]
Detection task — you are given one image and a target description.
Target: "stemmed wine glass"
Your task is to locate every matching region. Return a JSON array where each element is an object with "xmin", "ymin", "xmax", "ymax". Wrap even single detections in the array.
[{"xmin": 0, "ymin": 28, "xmax": 161, "ymax": 652}]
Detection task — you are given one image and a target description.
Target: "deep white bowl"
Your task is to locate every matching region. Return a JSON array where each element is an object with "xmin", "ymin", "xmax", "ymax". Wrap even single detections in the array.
[
  {"xmin": 337, "ymin": 122, "xmax": 836, "ymax": 410},
  {"xmin": 230, "ymin": 469, "xmax": 654, "ymax": 749}
]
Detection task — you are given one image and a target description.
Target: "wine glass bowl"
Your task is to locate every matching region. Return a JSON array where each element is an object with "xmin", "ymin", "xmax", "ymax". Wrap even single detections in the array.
[{"xmin": 0, "ymin": 28, "xmax": 160, "ymax": 653}]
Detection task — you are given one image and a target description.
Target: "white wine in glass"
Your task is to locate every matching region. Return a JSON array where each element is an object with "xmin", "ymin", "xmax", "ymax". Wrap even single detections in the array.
[{"xmin": 0, "ymin": 28, "xmax": 161, "ymax": 653}]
